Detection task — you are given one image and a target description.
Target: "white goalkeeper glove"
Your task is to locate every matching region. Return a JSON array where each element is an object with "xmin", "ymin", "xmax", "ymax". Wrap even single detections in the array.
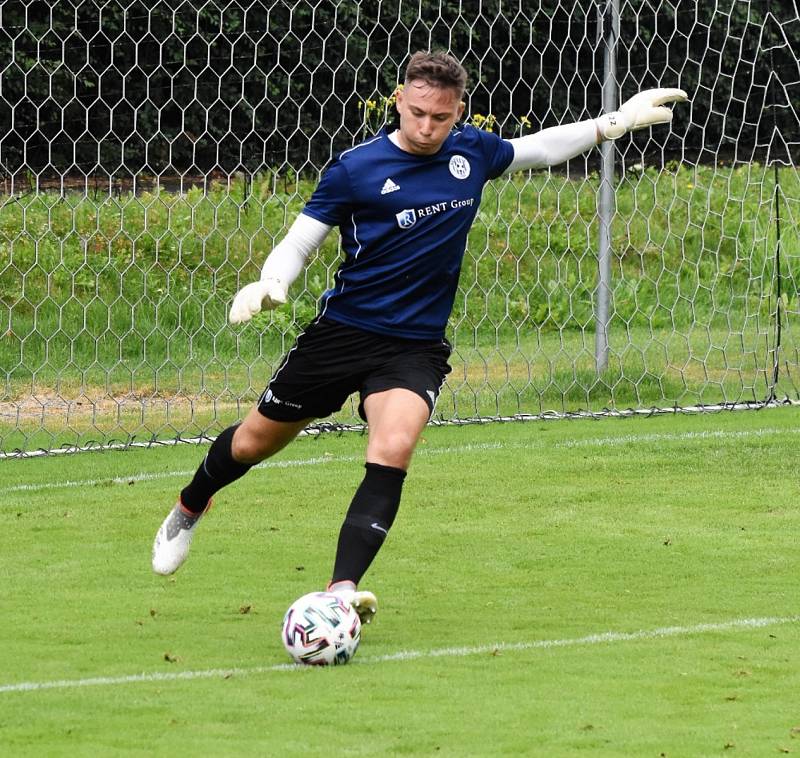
[
  {"xmin": 595, "ymin": 87, "xmax": 688, "ymax": 140},
  {"xmin": 229, "ymin": 278, "xmax": 288, "ymax": 324},
  {"xmin": 227, "ymin": 213, "xmax": 333, "ymax": 325}
]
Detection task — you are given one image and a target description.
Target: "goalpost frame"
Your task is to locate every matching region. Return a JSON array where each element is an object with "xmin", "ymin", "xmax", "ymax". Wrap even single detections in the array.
[{"xmin": 595, "ymin": 0, "xmax": 620, "ymax": 374}]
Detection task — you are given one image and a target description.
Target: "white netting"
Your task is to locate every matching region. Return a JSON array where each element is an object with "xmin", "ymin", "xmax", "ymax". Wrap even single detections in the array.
[{"xmin": 0, "ymin": 0, "xmax": 798, "ymax": 453}]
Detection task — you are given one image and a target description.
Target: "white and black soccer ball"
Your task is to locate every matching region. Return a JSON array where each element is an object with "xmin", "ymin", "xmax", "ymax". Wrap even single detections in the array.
[{"xmin": 281, "ymin": 591, "xmax": 361, "ymax": 666}]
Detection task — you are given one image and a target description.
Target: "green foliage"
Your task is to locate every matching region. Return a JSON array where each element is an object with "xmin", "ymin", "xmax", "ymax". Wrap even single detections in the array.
[
  {"xmin": 1, "ymin": 163, "xmax": 796, "ymax": 405},
  {"xmin": 0, "ymin": 1, "xmax": 796, "ymax": 175},
  {"xmin": 359, "ymin": 87, "xmax": 402, "ymax": 138}
]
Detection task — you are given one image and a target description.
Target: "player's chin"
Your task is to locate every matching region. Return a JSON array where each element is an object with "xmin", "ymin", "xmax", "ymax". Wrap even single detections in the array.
[{"xmin": 411, "ymin": 139, "xmax": 441, "ymax": 155}]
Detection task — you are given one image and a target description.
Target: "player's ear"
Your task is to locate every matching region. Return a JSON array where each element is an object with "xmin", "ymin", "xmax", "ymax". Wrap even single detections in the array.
[{"xmin": 457, "ymin": 100, "xmax": 465, "ymax": 121}]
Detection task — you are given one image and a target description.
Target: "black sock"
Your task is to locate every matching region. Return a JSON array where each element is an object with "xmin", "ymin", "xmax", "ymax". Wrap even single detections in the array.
[
  {"xmin": 180, "ymin": 425, "xmax": 252, "ymax": 513},
  {"xmin": 331, "ymin": 462, "xmax": 407, "ymax": 585}
]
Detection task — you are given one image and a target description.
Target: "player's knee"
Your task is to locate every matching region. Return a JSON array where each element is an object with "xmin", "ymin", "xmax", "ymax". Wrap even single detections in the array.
[
  {"xmin": 231, "ymin": 426, "xmax": 270, "ymax": 464},
  {"xmin": 367, "ymin": 430, "xmax": 417, "ymax": 469}
]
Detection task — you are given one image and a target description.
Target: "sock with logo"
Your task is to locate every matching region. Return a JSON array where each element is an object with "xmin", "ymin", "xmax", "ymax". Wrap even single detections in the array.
[
  {"xmin": 180, "ymin": 424, "xmax": 252, "ymax": 513},
  {"xmin": 330, "ymin": 462, "xmax": 407, "ymax": 584}
]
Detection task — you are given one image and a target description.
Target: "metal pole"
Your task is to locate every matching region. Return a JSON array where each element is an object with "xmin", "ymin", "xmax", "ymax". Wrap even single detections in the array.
[{"xmin": 595, "ymin": 0, "xmax": 619, "ymax": 373}]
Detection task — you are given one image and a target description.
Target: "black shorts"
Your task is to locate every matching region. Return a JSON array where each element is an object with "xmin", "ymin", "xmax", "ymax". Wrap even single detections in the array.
[{"xmin": 257, "ymin": 317, "xmax": 452, "ymax": 423}]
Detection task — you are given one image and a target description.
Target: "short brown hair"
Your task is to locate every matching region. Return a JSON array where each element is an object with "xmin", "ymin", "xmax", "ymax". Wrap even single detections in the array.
[{"xmin": 404, "ymin": 51, "xmax": 468, "ymax": 96}]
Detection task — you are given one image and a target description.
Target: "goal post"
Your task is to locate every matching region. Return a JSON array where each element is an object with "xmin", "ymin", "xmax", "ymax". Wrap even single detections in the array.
[{"xmin": 0, "ymin": 0, "xmax": 798, "ymax": 454}]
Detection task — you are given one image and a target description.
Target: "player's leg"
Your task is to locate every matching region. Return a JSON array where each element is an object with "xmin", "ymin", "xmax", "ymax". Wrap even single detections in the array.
[
  {"xmin": 152, "ymin": 317, "xmax": 357, "ymax": 576},
  {"xmin": 328, "ymin": 387, "xmax": 430, "ymax": 622},
  {"xmin": 152, "ymin": 409, "xmax": 310, "ymax": 575},
  {"xmin": 183, "ymin": 406, "xmax": 310, "ymax": 510}
]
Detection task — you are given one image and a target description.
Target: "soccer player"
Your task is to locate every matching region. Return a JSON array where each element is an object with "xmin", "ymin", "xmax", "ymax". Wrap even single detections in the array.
[{"xmin": 152, "ymin": 51, "xmax": 686, "ymax": 623}]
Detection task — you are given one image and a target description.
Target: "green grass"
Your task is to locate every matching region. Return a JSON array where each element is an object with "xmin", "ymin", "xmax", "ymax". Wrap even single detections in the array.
[
  {"xmin": 2, "ymin": 409, "xmax": 800, "ymax": 755},
  {"xmin": 1, "ymin": 163, "xmax": 798, "ymax": 378}
]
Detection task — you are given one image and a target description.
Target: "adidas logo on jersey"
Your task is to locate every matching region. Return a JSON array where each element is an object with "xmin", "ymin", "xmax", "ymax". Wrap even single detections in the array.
[{"xmin": 381, "ymin": 178, "xmax": 400, "ymax": 195}]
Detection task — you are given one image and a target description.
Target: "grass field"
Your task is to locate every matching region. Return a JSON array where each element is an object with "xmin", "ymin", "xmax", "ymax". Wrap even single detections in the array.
[{"xmin": 2, "ymin": 408, "xmax": 800, "ymax": 755}]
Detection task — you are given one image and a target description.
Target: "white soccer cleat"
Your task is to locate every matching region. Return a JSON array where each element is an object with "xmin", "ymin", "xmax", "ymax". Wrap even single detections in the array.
[
  {"xmin": 151, "ymin": 500, "xmax": 210, "ymax": 575},
  {"xmin": 328, "ymin": 584, "xmax": 378, "ymax": 625},
  {"xmin": 350, "ymin": 590, "xmax": 378, "ymax": 625}
]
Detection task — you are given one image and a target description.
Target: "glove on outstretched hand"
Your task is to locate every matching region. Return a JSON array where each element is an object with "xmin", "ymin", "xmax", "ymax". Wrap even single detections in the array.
[
  {"xmin": 229, "ymin": 278, "xmax": 288, "ymax": 324},
  {"xmin": 596, "ymin": 88, "xmax": 688, "ymax": 140}
]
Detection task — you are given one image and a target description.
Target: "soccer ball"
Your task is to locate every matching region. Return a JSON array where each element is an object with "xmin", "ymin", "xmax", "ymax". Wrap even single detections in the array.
[{"xmin": 281, "ymin": 591, "xmax": 361, "ymax": 666}]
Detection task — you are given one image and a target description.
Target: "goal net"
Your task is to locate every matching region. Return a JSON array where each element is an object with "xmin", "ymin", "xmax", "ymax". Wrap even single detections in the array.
[{"xmin": 1, "ymin": 0, "xmax": 798, "ymax": 454}]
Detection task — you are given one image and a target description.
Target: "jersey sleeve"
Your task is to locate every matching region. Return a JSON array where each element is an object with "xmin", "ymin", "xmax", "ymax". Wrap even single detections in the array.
[
  {"xmin": 301, "ymin": 159, "xmax": 354, "ymax": 226},
  {"xmin": 473, "ymin": 127, "xmax": 515, "ymax": 180}
]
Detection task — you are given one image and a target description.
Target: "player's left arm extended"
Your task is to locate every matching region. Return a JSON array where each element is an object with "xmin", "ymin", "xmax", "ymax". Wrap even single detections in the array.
[{"xmin": 506, "ymin": 87, "xmax": 688, "ymax": 172}]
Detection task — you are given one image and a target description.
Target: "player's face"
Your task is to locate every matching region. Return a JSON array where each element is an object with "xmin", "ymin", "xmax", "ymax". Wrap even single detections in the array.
[{"xmin": 395, "ymin": 81, "xmax": 465, "ymax": 155}]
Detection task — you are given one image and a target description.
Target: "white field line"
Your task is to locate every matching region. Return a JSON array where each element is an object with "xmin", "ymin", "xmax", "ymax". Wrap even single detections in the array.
[
  {"xmin": 0, "ymin": 442, "xmax": 504, "ymax": 496},
  {"xmin": 0, "ymin": 455, "xmax": 355, "ymax": 496},
  {"xmin": 3, "ymin": 425, "xmax": 799, "ymax": 498},
  {"xmin": 1, "ymin": 614, "xmax": 796, "ymax": 695},
  {"xmin": 556, "ymin": 426, "xmax": 800, "ymax": 449}
]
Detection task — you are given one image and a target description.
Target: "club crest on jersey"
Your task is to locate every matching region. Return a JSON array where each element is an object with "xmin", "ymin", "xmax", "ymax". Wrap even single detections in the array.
[
  {"xmin": 396, "ymin": 208, "xmax": 417, "ymax": 229},
  {"xmin": 449, "ymin": 155, "xmax": 470, "ymax": 179}
]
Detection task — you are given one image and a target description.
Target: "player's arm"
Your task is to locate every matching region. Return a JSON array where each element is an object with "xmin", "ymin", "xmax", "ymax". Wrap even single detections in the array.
[
  {"xmin": 229, "ymin": 213, "xmax": 333, "ymax": 324},
  {"xmin": 506, "ymin": 119, "xmax": 598, "ymax": 172},
  {"xmin": 506, "ymin": 87, "xmax": 688, "ymax": 172}
]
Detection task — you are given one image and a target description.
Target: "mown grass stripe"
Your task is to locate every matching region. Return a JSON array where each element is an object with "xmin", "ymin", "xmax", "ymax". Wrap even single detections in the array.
[
  {"xmin": 3, "ymin": 426, "xmax": 797, "ymax": 498},
  {"xmin": 1, "ymin": 615, "xmax": 795, "ymax": 694}
]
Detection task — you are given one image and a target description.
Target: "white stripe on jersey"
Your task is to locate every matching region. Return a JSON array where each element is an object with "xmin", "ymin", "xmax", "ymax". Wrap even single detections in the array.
[
  {"xmin": 351, "ymin": 212, "xmax": 363, "ymax": 258},
  {"xmin": 338, "ymin": 134, "xmax": 383, "ymax": 158}
]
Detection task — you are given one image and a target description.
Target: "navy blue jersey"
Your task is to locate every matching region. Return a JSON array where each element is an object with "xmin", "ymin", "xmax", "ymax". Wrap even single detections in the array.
[{"xmin": 302, "ymin": 124, "xmax": 515, "ymax": 340}]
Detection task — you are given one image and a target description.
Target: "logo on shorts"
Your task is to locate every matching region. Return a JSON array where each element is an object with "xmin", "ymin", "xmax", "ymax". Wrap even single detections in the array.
[
  {"xmin": 261, "ymin": 388, "xmax": 302, "ymax": 409},
  {"xmin": 396, "ymin": 208, "xmax": 417, "ymax": 229},
  {"xmin": 449, "ymin": 155, "xmax": 470, "ymax": 179}
]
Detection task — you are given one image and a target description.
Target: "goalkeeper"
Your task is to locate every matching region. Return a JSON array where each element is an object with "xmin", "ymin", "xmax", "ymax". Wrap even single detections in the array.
[{"xmin": 152, "ymin": 50, "xmax": 686, "ymax": 623}]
